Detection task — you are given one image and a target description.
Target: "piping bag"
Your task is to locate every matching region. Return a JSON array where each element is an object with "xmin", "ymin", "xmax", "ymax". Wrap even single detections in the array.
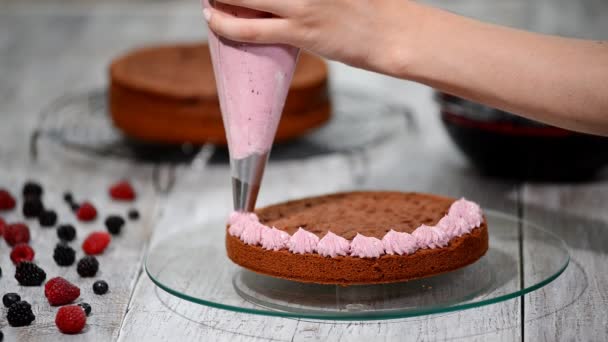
[{"xmin": 204, "ymin": 1, "xmax": 300, "ymax": 212}]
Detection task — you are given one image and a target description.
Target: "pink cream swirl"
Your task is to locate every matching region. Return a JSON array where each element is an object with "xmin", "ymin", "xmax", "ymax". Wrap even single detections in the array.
[
  {"xmin": 288, "ymin": 228, "xmax": 320, "ymax": 254},
  {"xmin": 350, "ymin": 233, "xmax": 385, "ymax": 258},
  {"xmin": 382, "ymin": 229, "xmax": 419, "ymax": 255},
  {"xmin": 317, "ymin": 231, "xmax": 350, "ymax": 257},
  {"xmin": 411, "ymin": 224, "xmax": 450, "ymax": 249},
  {"xmin": 261, "ymin": 227, "xmax": 291, "ymax": 251}
]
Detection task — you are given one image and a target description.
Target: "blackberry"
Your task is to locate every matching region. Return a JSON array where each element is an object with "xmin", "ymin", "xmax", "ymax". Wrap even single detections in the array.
[
  {"xmin": 0, "ymin": 330, "xmax": 3, "ymax": 341},
  {"xmin": 63, "ymin": 192, "xmax": 74, "ymax": 204},
  {"xmin": 39, "ymin": 210, "xmax": 57, "ymax": 227},
  {"xmin": 77, "ymin": 256, "xmax": 99, "ymax": 277},
  {"xmin": 93, "ymin": 280, "xmax": 109, "ymax": 295},
  {"xmin": 14, "ymin": 262, "xmax": 46, "ymax": 286},
  {"xmin": 71, "ymin": 203, "xmax": 80, "ymax": 212},
  {"xmin": 7, "ymin": 300, "xmax": 35, "ymax": 327},
  {"xmin": 53, "ymin": 243, "xmax": 76, "ymax": 266},
  {"xmin": 22, "ymin": 182, "xmax": 43, "ymax": 199},
  {"xmin": 57, "ymin": 224, "xmax": 77, "ymax": 242},
  {"xmin": 78, "ymin": 302, "xmax": 92, "ymax": 316},
  {"xmin": 2, "ymin": 293, "xmax": 21, "ymax": 308},
  {"xmin": 105, "ymin": 215, "xmax": 125, "ymax": 235},
  {"xmin": 22, "ymin": 198, "xmax": 43, "ymax": 218},
  {"xmin": 128, "ymin": 209, "xmax": 140, "ymax": 221}
]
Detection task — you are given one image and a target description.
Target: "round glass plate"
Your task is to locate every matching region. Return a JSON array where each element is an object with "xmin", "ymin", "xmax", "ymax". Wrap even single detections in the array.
[{"xmin": 145, "ymin": 210, "xmax": 569, "ymax": 320}]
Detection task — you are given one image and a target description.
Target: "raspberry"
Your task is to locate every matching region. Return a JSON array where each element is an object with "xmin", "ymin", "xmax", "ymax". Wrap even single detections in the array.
[
  {"xmin": 23, "ymin": 181, "xmax": 43, "ymax": 199},
  {"xmin": 57, "ymin": 224, "xmax": 76, "ymax": 242},
  {"xmin": 22, "ymin": 198, "xmax": 44, "ymax": 218},
  {"xmin": 0, "ymin": 190, "xmax": 16, "ymax": 211},
  {"xmin": 128, "ymin": 209, "xmax": 140, "ymax": 221},
  {"xmin": 45, "ymin": 277, "xmax": 80, "ymax": 306},
  {"xmin": 82, "ymin": 231, "xmax": 111, "ymax": 255},
  {"xmin": 76, "ymin": 202, "xmax": 97, "ymax": 221},
  {"xmin": 78, "ymin": 302, "xmax": 92, "ymax": 316},
  {"xmin": 105, "ymin": 215, "xmax": 125, "ymax": 235},
  {"xmin": 109, "ymin": 181, "xmax": 136, "ymax": 201},
  {"xmin": 93, "ymin": 280, "xmax": 109, "ymax": 295},
  {"xmin": 4, "ymin": 223, "xmax": 30, "ymax": 246},
  {"xmin": 53, "ymin": 243, "xmax": 76, "ymax": 266},
  {"xmin": 0, "ymin": 217, "xmax": 5, "ymax": 236},
  {"xmin": 10, "ymin": 243, "xmax": 35, "ymax": 265},
  {"xmin": 55, "ymin": 305, "xmax": 86, "ymax": 334},
  {"xmin": 3, "ymin": 293, "xmax": 21, "ymax": 308},
  {"xmin": 77, "ymin": 256, "xmax": 99, "ymax": 277},
  {"xmin": 14, "ymin": 261, "xmax": 46, "ymax": 286},
  {"xmin": 39, "ymin": 210, "xmax": 58, "ymax": 227},
  {"xmin": 7, "ymin": 300, "xmax": 35, "ymax": 327}
]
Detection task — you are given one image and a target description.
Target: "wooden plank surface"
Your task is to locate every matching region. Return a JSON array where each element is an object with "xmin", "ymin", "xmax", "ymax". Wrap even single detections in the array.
[{"xmin": 522, "ymin": 183, "xmax": 608, "ymax": 341}]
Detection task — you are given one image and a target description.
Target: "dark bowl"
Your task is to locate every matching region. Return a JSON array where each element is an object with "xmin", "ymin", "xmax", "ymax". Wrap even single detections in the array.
[{"xmin": 436, "ymin": 92, "xmax": 608, "ymax": 181}]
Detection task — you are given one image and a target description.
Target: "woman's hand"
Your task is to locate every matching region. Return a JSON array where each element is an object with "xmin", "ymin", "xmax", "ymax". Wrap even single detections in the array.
[{"xmin": 204, "ymin": 0, "xmax": 422, "ymax": 74}]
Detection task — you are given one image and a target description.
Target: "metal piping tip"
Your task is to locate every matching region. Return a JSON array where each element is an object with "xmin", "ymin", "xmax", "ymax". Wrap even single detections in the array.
[{"xmin": 230, "ymin": 152, "xmax": 269, "ymax": 212}]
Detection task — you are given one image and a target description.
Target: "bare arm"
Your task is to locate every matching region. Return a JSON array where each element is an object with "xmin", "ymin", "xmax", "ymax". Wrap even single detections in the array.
[{"xmin": 204, "ymin": 0, "xmax": 608, "ymax": 135}]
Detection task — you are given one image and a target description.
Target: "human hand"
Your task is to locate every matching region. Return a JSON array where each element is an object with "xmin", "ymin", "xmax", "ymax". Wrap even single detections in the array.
[{"xmin": 203, "ymin": 0, "xmax": 422, "ymax": 74}]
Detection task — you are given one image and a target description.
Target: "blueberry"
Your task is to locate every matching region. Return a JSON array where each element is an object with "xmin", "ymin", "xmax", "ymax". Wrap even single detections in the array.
[{"xmin": 93, "ymin": 280, "xmax": 108, "ymax": 295}]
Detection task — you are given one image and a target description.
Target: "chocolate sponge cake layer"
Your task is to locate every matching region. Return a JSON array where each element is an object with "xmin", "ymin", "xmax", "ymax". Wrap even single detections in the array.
[{"xmin": 226, "ymin": 192, "xmax": 489, "ymax": 285}]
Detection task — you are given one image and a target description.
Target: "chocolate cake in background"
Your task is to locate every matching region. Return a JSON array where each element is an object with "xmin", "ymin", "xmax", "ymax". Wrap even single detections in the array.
[
  {"xmin": 437, "ymin": 92, "xmax": 608, "ymax": 181},
  {"xmin": 109, "ymin": 42, "xmax": 331, "ymax": 146}
]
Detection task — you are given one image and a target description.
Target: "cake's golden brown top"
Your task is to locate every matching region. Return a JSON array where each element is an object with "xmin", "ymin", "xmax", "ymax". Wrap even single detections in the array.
[
  {"xmin": 256, "ymin": 192, "xmax": 454, "ymax": 240},
  {"xmin": 109, "ymin": 42, "xmax": 327, "ymax": 99}
]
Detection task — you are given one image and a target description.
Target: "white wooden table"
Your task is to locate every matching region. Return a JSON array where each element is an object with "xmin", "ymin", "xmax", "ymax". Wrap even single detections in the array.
[{"xmin": 0, "ymin": 0, "xmax": 607, "ymax": 341}]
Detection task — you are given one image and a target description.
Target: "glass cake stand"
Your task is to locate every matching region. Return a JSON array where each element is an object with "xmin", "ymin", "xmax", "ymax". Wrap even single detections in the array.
[{"xmin": 144, "ymin": 210, "xmax": 569, "ymax": 320}]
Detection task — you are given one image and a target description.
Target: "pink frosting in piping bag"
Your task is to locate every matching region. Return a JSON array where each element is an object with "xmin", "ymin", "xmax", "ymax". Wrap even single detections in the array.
[{"xmin": 203, "ymin": 1, "xmax": 300, "ymax": 160}]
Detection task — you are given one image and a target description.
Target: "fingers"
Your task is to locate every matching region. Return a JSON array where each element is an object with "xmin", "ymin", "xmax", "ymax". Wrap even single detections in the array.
[
  {"xmin": 212, "ymin": 0, "xmax": 293, "ymax": 17},
  {"xmin": 205, "ymin": 7, "xmax": 294, "ymax": 44}
]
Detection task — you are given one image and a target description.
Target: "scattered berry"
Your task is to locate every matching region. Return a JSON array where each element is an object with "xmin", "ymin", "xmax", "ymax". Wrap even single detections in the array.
[
  {"xmin": 0, "ymin": 330, "xmax": 3, "ymax": 341},
  {"xmin": 105, "ymin": 215, "xmax": 125, "ymax": 235},
  {"xmin": 0, "ymin": 217, "xmax": 5, "ymax": 236},
  {"xmin": 77, "ymin": 256, "xmax": 99, "ymax": 277},
  {"xmin": 22, "ymin": 198, "xmax": 44, "ymax": 218},
  {"xmin": 3, "ymin": 293, "xmax": 21, "ymax": 308},
  {"xmin": 45, "ymin": 277, "xmax": 80, "ymax": 306},
  {"xmin": 10, "ymin": 243, "xmax": 35, "ymax": 265},
  {"xmin": 82, "ymin": 231, "xmax": 111, "ymax": 255},
  {"xmin": 53, "ymin": 243, "xmax": 76, "ymax": 266},
  {"xmin": 55, "ymin": 305, "xmax": 86, "ymax": 334},
  {"xmin": 109, "ymin": 181, "xmax": 136, "ymax": 201},
  {"xmin": 76, "ymin": 202, "xmax": 97, "ymax": 221},
  {"xmin": 22, "ymin": 181, "xmax": 43, "ymax": 199},
  {"xmin": 71, "ymin": 203, "xmax": 80, "ymax": 212},
  {"xmin": 93, "ymin": 280, "xmax": 109, "ymax": 295},
  {"xmin": 39, "ymin": 210, "xmax": 58, "ymax": 227},
  {"xmin": 57, "ymin": 224, "xmax": 77, "ymax": 242},
  {"xmin": 4, "ymin": 223, "xmax": 30, "ymax": 246},
  {"xmin": 0, "ymin": 190, "xmax": 16, "ymax": 211},
  {"xmin": 128, "ymin": 209, "xmax": 140, "ymax": 221},
  {"xmin": 63, "ymin": 192, "xmax": 74, "ymax": 204},
  {"xmin": 14, "ymin": 261, "xmax": 46, "ymax": 286},
  {"xmin": 78, "ymin": 302, "xmax": 92, "ymax": 316},
  {"xmin": 7, "ymin": 300, "xmax": 35, "ymax": 327}
]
